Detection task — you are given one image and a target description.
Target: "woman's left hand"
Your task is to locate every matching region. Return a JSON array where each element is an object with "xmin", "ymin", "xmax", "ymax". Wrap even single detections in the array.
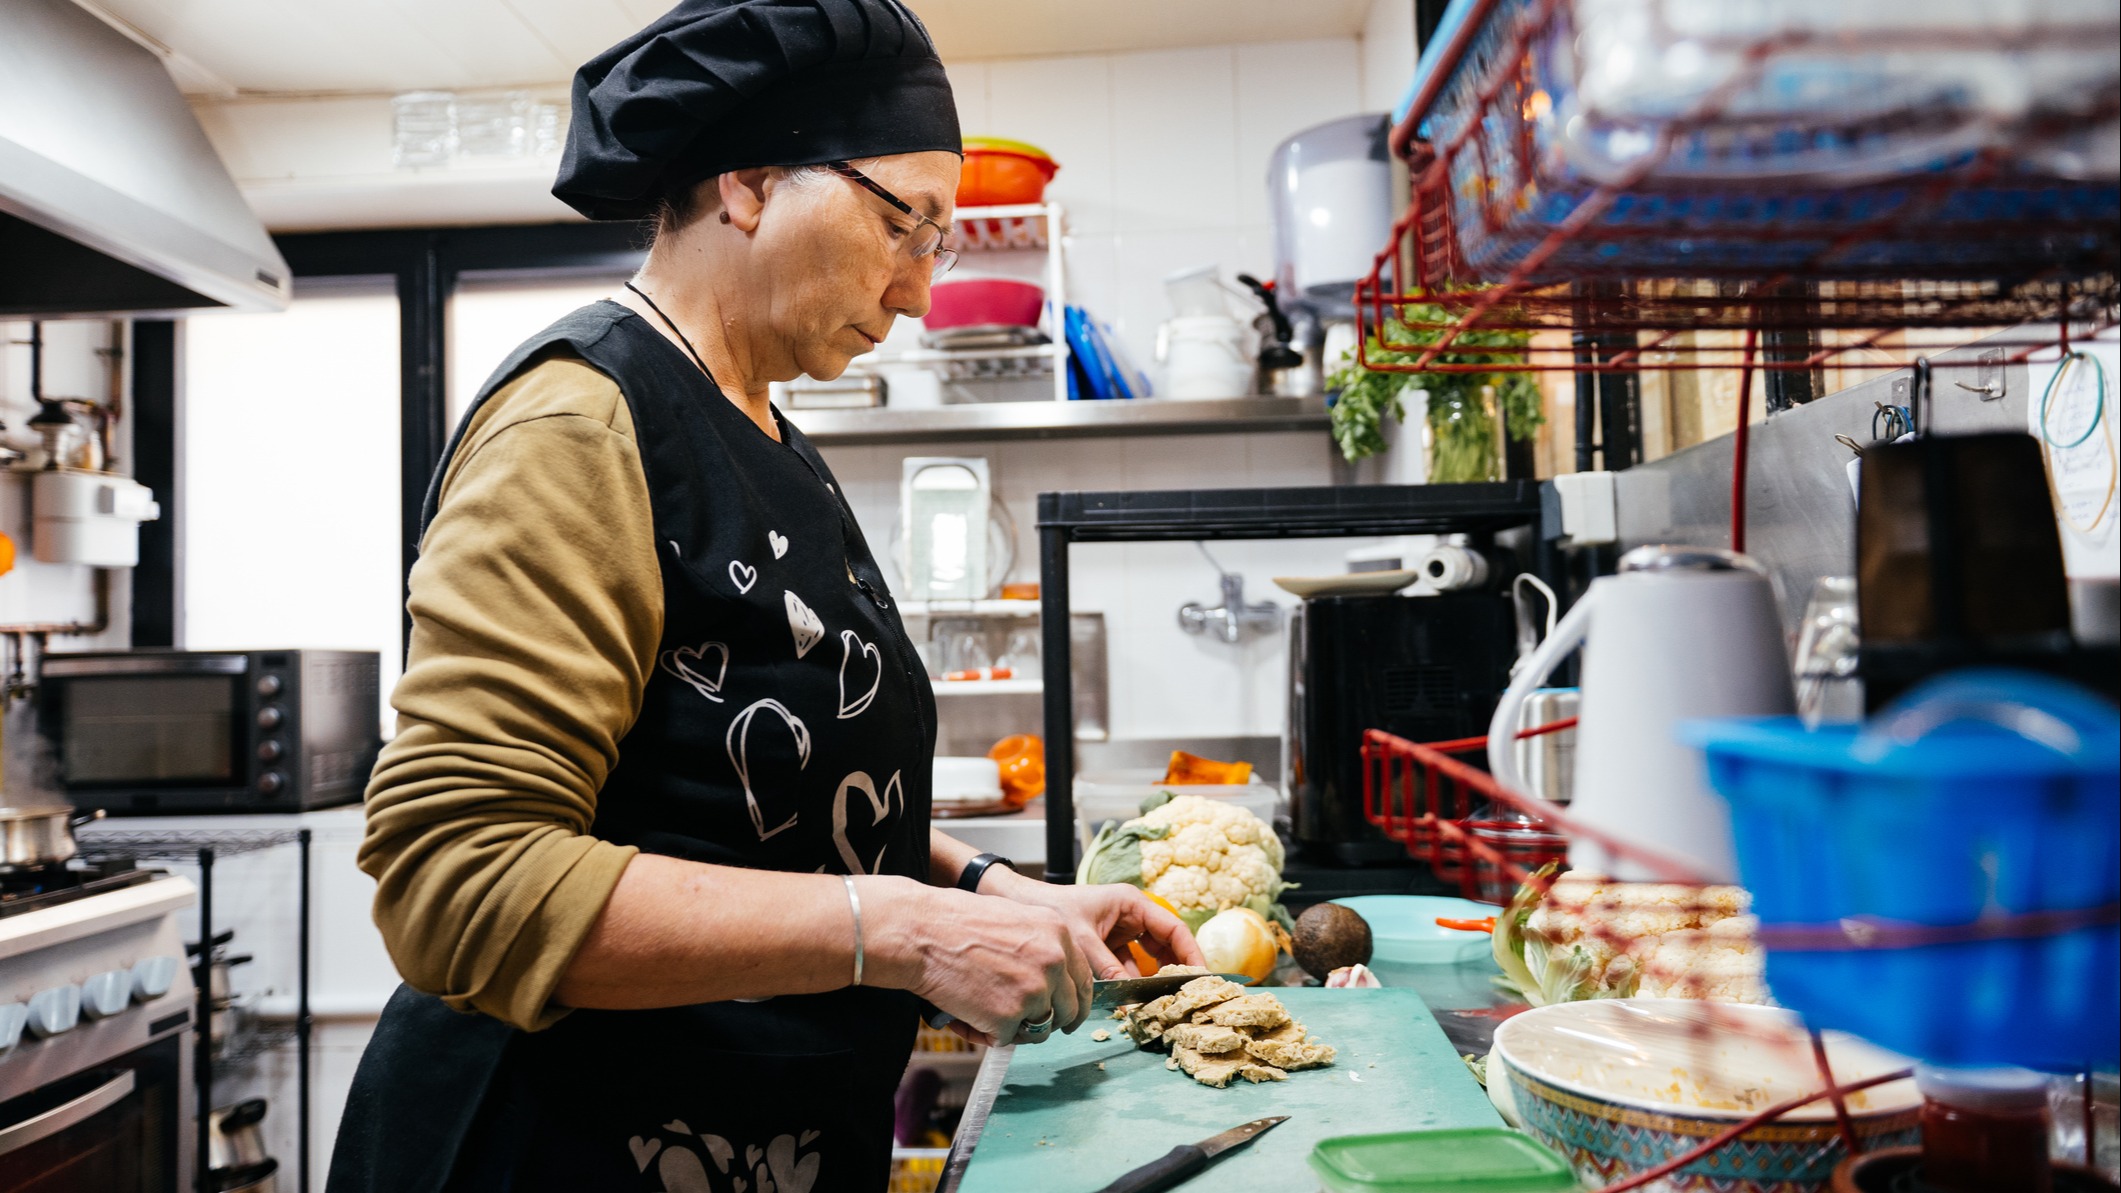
[{"xmin": 985, "ymin": 872, "xmax": 1206, "ymax": 981}]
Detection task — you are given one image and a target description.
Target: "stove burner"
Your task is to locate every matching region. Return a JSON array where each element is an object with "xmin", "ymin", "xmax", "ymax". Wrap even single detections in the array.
[{"xmin": 0, "ymin": 855, "xmax": 157, "ymax": 918}]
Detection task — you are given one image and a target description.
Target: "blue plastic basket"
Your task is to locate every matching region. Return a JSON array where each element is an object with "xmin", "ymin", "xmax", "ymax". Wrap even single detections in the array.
[{"xmin": 1687, "ymin": 671, "xmax": 2119, "ymax": 1071}]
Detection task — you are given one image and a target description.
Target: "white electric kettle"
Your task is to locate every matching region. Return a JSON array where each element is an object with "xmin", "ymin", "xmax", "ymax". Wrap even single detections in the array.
[{"xmin": 1487, "ymin": 546, "xmax": 1793, "ymax": 881}]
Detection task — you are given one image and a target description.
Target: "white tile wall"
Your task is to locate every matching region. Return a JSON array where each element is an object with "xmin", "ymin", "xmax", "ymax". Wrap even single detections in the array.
[{"xmin": 958, "ymin": 39, "xmax": 1365, "ymax": 392}]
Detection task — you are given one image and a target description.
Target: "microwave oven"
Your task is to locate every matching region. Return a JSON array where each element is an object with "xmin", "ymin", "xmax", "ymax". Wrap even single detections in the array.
[{"xmin": 37, "ymin": 649, "xmax": 382, "ymax": 816}]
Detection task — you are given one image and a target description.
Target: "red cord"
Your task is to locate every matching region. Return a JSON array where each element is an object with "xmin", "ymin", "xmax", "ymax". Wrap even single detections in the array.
[
  {"xmin": 1731, "ymin": 325, "xmax": 1759, "ymax": 554},
  {"xmin": 1594, "ymin": 1067, "xmax": 1915, "ymax": 1193},
  {"xmin": 1811, "ymin": 1028, "xmax": 1864, "ymax": 1157}
]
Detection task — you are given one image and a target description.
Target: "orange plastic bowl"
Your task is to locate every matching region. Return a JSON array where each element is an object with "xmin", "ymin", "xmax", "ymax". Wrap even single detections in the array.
[{"xmin": 958, "ymin": 141, "xmax": 1059, "ymax": 207}]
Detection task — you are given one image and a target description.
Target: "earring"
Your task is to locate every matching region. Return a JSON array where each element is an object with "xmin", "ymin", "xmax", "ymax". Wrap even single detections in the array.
[{"xmin": 718, "ymin": 211, "xmax": 732, "ymax": 225}]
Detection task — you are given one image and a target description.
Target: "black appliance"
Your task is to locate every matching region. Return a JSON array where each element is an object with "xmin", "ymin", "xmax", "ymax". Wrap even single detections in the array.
[
  {"xmin": 38, "ymin": 650, "xmax": 381, "ymax": 816},
  {"xmin": 1286, "ymin": 594, "xmax": 1517, "ymax": 864}
]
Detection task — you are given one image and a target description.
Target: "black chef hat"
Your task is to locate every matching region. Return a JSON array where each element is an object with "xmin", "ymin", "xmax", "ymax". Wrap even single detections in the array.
[{"xmin": 554, "ymin": 0, "xmax": 961, "ymax": 222}]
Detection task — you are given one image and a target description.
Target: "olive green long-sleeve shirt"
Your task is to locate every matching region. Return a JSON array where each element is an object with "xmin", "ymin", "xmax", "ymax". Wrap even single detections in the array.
[{"xmin": 359, "ymin": 353, "xmax": 662, "ymax": 1032}]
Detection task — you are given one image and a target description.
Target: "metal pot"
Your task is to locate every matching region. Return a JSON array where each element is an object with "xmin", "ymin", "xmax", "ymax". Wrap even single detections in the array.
[
  {"xmin": 0, "ymin": 806, "xmax": 101, "ymax": 868},
  {"xmin": 207, "ymin": 1098, "xmax": 272, "ymax": 1172}
]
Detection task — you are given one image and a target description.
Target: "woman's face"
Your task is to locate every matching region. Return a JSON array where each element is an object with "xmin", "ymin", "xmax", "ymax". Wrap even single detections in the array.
[{"xmin": 750, "ymin": 151, "xmax": 961, "ymax": 382}]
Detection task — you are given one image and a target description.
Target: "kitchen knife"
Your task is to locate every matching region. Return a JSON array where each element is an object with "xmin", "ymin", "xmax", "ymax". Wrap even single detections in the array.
[
  {"xmin": 1090, "ymin": 971, "xmax": 1249, "ymax": 1012},
  {"xmin": 1090, "ymin": 1115, "xmax": 1289, "ymax": 1193},
  {"xmin": 925, "ymin": 972, "xmax": 1245, "ymax": 1029}
]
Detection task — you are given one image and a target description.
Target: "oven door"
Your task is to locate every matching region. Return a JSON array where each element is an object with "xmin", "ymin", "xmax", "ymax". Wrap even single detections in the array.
[
  {"xmin": 40, "ymin": 655, "xmax": 252, "ymax": 810},
  {"xmin": 0, "ymin": 1036, "xmax": 182, "ymax": 1193}
]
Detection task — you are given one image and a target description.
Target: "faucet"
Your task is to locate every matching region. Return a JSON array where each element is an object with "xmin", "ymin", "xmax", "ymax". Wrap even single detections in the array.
[{"xmin": 1178, "ymin": 544, "xmax": 1283, "ymax": 644}]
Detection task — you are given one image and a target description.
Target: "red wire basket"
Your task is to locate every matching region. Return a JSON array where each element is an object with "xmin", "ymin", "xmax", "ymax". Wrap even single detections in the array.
[
  {"xmin": 1354, "ymin": 0, "xmax": 2121, "ymax": 376},
  {"xmin": 1357, "ymin": 723, "xmax": 2113, "ymax": 1191}
]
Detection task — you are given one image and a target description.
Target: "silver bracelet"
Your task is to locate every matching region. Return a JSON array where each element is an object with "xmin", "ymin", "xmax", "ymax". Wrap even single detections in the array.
[{"xmin": 841, "ymin": 875, "xmax": 864, "ymax": 988}]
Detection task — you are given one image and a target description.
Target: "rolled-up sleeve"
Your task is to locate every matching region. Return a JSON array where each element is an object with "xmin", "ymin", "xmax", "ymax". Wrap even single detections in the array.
[{"xmin": 358, "ymin": 357, "xmax": 662, "ymax": 1032}]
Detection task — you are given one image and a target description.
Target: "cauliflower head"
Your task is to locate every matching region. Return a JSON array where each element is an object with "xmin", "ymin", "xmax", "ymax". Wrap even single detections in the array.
[{"xmin": 1078, "ymin": 795, "xmax": 1287, "ymax": 928}]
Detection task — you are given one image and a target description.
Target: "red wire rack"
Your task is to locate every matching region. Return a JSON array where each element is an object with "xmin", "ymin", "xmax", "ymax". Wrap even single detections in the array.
[
  {"xmin": 1353, "ymin": 0, "xmax": 2121, "ymax": 376},
  {"xmin": 1357, "ymin": 724, "xmax": 2115, "ymax": 1190}
]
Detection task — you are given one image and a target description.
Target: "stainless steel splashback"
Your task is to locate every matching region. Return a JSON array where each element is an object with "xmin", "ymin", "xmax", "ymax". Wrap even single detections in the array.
[{"xmin": 1613, "ymin": 335, "xmax": 2034, "ymax": 638}]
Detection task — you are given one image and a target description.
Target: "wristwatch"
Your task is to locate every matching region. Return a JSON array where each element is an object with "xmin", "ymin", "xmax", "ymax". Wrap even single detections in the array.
[{"xmin": 957, "ymin": 852, "xmax": 1016, "ymax": 894}]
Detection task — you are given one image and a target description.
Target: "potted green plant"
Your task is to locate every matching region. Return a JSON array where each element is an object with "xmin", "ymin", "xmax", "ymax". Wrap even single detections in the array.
[{"xmin": 1326, "ymin": 304, "xmax": 1544, "ymax": 482}]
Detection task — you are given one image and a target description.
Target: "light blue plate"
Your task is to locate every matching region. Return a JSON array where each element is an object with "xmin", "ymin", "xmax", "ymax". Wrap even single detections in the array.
[{"xmin": 1331, "ymin": 895, "xmax": 1499, "ymax": 966}]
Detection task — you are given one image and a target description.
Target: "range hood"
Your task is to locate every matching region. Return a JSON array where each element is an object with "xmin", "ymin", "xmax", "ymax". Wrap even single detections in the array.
[{"xmin": 0, "ymin": 0, "xmax": 290, "ymax": 317}]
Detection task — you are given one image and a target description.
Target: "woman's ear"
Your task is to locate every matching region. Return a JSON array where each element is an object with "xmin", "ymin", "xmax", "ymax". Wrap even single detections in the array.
[{"xmin": 717, "ymin": 167, "xmax": 772, "ymax": 233}]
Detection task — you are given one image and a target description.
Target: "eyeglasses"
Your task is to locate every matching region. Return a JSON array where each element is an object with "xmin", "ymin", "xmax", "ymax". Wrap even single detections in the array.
[{"xmin": 826, "ymin": 160, "xmax": 959, "ymax": 281}]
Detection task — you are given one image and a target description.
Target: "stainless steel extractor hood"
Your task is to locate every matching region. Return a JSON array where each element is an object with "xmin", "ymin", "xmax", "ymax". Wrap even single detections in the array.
[{"xmin": 0, "ymin": 0, "xmax": 290, "ymax": 317}]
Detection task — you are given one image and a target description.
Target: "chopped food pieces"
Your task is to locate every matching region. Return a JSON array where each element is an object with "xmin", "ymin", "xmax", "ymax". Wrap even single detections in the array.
[
  {"xmin": 1198, "ymin": 994, "xmax": 1290, "ymax": 1030},
  {"xmin": 1119, "ymin": 978, "xmax": 1335, "ymax": 1088},
  {"xmin": 1163, "ymin": 1022, "xmax": 1248, "ymax": 1055},
  {"xmin": 1089, "ymin": 1029, "xmax": 1112, "ymax": 1042},
  {"xmin": 1243, "ymin": 1022, "xmax": 1336, "ymax": 1071}
]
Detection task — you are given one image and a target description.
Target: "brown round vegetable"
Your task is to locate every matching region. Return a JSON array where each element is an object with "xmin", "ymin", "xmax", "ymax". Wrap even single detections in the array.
[{"xmin": 1292, "ymin": 902, "xmax": 1373, "ymax": 981}]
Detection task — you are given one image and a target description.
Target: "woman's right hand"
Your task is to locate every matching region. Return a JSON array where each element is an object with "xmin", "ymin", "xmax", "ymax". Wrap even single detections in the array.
[{"xmin": 864, "ymin": 878, "xmax": 1092, "ymax": 1047}]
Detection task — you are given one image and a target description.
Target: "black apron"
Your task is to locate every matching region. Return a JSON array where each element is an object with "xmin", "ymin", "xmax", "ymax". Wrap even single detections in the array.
[{"xmin": 328, "ymin": 301, "xmax": 937, "ymax": 1193}]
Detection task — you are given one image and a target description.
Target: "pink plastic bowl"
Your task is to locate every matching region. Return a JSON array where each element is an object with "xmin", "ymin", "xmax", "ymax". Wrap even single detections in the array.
[{"xmin": 925, "ymin": 276, "xmax": 1045, "ymax": 332}]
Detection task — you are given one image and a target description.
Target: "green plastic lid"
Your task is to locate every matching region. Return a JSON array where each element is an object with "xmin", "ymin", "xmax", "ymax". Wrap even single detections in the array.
[{"xmin": 1308, "ymin": 1129, "xmax": 1579, "ymax": 1193}]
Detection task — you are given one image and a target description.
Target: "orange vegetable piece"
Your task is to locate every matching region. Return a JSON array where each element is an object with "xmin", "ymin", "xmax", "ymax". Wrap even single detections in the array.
[
  {"xmin": 1159, "ymin": 750, "xmax": 1252, "ymax": 786},
  {"xmin": 986, "ymin": 734, "xmax": 1045, "ymax": 806},
  {"xmin": 1436, "ymin": 916, "xmax": 1497, "ymax": 933},
  {"xmin": 1127, "ymin": 891, "xmax": 1184, "ymax": 975}
]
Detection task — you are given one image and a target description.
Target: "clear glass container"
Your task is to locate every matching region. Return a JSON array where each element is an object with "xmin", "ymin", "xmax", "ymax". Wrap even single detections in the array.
[{"xmin": 391, "ymin": 91, "xmax": 457, "ymax": 169}]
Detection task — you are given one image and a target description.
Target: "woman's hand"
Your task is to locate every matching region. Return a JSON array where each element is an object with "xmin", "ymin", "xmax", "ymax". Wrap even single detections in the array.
[
  {"xmin": 983, "ymin": 870, "xmax": 1206, "ymax": 982},
  {"xmin": 862, "ymin": 878, "xmax": 1093, "ymax": 1048}
]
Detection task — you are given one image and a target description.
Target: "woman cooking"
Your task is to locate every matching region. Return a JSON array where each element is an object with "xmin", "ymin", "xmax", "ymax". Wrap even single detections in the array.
[{"xmin": 326, "ymin": 2, "xmax": 1203, "ymax": 1190}]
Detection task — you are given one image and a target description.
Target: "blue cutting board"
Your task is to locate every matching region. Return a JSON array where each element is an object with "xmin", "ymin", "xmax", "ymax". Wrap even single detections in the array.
[{"xmin": 954, "ymin": 987, "xmax": 1501, "ymax": 1192}]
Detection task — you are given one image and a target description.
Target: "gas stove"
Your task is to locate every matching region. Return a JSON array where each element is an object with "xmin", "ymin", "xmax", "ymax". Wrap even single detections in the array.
[
  {"xmin": 0, "ymin": 855, "xmax": 160, "ymax": 920},
  {"xmin": 0, "ymin": 863, "xmax": 196, "ymax": 1187}
]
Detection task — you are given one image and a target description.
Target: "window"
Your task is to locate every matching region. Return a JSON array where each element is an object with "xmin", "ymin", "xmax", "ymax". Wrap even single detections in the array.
[
  {"xmin": 447, "ymin": 277, "xmax": 628, "ymax": 429},
  {"xmin": 181, "ymin": 282, "xmax": 402, "ymax": 731}
]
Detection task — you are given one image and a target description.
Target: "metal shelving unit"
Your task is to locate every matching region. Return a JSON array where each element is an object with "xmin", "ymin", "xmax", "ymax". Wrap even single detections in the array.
[
  {"xmin": 1033, "ymin": 482, "xmax": 1548, "ymax": 881},
  {"xmin": 80, "ymin": 827, "xmax": 312, "ymax": 1193},
  {"xmin": 786, "ymin": 395, "xmax": 1328, "ymax": 446}
]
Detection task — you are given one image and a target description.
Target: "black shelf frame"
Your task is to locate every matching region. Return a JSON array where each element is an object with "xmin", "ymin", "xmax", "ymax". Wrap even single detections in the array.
[
  {"xmin": 81, "ymin": 828, "xmax": 313, "ymax": 1193},
  {"xmin": 1034, "ymin": 482, "xmax": 1547, "ymax": 882}
]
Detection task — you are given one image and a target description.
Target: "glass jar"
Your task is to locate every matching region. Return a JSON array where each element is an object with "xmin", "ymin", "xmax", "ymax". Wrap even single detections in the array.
[{"xmin": 1917, "ymin": 1064, "xmax": 2054, "ymax": 1193}]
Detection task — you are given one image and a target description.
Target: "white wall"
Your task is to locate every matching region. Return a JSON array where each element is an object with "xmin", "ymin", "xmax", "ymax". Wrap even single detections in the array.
[{"xmin": 1361, "ymin": 0, "xmax": 1420, "ymax": 115}]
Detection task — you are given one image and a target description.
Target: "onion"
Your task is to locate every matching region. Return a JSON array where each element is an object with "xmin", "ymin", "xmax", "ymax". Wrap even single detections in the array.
[{"xmin": 1196, "ymin": 908, "xmax": 1280, "ymax": 985}]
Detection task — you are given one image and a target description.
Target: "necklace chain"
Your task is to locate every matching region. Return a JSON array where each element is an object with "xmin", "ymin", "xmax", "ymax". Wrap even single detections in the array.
[{"xmin": 625, "ymin": 281, "xmax": 714, "ymax": 380}]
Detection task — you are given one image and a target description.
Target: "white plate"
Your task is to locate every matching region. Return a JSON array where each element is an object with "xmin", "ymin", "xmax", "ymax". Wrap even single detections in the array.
[
  {"xmin": 1494, "ymin": 999, "xmax": 1921, "ymax": 1121},
  {"xmin": 1272, "ymin": 570, "xmax": 1418, "ymax": 599}
]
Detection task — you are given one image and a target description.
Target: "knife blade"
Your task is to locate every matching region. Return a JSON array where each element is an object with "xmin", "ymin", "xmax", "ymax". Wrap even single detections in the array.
[
  {"xmin": 924, "ymin": 971, "xmax": 1246, "ymax": 1031},
  {"xmin": 1091, "ymin": 1116, "xmax": 1289, "ymax": 1193},
  {"xmin": 1090, "ymin": 971, "xmax": 1249, "ymax": 1011}
]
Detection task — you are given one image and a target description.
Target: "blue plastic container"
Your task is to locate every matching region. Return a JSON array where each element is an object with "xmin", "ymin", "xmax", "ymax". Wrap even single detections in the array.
[{"xmin": 1687, "ymin": 671, "xmax": 2119, "ymax": 1071}]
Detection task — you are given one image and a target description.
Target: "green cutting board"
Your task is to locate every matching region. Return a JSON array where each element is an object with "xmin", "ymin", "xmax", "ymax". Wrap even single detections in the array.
[{"xmin": 954, "ymin": 987, "xmax": 1501, "ymax": 1192}]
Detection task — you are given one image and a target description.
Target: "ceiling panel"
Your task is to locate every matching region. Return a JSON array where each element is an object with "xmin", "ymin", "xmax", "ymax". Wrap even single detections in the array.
[
  {"xmin": 77, "ymin": 0, "xmax": 1378, "ymax": 94},
  {"xmin": 391, "ymin": 0, "xmax": 575, "ymax": 87},
  {"xmin": 500, "ymin": 0, "xmax": 641, "ymax": 64}
]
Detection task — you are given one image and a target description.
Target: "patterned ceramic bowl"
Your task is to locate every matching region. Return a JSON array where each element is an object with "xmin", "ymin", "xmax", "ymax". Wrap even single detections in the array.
[{"xmin": 1493, "ymin": 1000, "xmax": 1920, "ymax": 1193}]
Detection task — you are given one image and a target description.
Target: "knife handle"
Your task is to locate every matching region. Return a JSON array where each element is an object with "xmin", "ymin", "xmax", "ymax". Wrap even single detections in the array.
[{"xmin": 1094, "ymin": 1144, "xmax": 1207, "ymax": 1193}]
